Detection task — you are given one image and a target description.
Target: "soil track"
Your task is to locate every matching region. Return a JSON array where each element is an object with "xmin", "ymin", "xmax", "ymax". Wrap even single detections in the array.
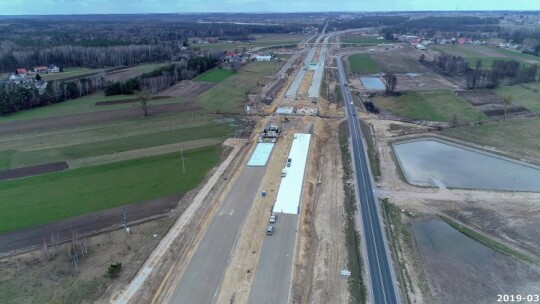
[
  {"xmin": 0, "ymin": 193, "xmax": 182, "ymax": 255},
  {"xmin": 0, "ymin": 161, "xmax": 69, "ymax": 180},
  {"xmin": 159, "ymin": 80, "xmax": 216, "ymax": 100},
  {"xmin": 0, "ymin": 102, "xmax": 203, "ymax": 135},
  {"xmin": 95, "ymin": 96, "xmax": 170, "ymax": 106}
]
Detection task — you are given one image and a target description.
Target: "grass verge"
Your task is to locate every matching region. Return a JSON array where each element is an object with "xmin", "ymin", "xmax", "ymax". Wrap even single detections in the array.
[
  {"xmin": 348, "ymin": 54, "xmax": 380, "ymax": 74},
  {"xmin": 0, "ymin": 145, "xmax": 220, "ymax": 232},
  {"xmin": 359, "ymin": 120, "xmax": 381, "ymax": 181},
  {"xmin": 441, "ymin": 216, "xmax": 536, "ymax": 264},
  {"xmin": 374, "ymin": 89, "xmax": 488, "ymax": 123},
  {"xmin": 440, "ymin": 118, "xmax": 540, "ymax": 163},
  {"xmin": 381, "ymin": 199, "xmax": 414, "ymax": 304},
  {"xmin": 339, "ymin": 121, "xmax": 367, "ymax": 304}
]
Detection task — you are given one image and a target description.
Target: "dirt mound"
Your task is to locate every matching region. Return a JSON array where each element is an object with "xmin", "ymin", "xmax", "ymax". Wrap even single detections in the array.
[
  {"xmin": 0, "ymin": 194, "xmax": 182, "ymax": 255},
  {"xmin": 95, "ymin": 96, "xmax": 170, "ymax": 106},
  {"xmin": 0, "ymin": 162, "xmax": 69, "ymax": 181}
]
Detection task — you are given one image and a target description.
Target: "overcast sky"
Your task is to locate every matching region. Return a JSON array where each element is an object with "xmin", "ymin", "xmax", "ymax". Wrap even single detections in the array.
[{"xmin": 1, "ymin": 0, "xmax": 539, "ymax": 15}]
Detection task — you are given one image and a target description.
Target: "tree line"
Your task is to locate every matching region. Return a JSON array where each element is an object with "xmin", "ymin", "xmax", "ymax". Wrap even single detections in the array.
[
  {"xmin": 1, "ymin": 44, "xmax": 176, "ymax": 73},
  {"xmin": 427, "ymin": 54, "xmax": 538, "ymax": 89},
  {"xmin": 0, "ymin": 73, "xmax": 106, "ymax": 115},
  {"xmin": 105, "ymin": 55, "xmax": 220, "ymax": 95}
]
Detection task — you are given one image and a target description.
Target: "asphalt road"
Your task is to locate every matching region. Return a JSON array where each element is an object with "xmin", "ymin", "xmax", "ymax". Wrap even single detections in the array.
[
  {"xmin": 168, "ymin": 166, "xmax": 266, "ymax": 304},
  {"xmin": 247, "ymin": 213, "xmax": 299, "ymax": 304},
  {"xmin": 336, "ymin": 57, "xmax": 399, "ymax": 304}
]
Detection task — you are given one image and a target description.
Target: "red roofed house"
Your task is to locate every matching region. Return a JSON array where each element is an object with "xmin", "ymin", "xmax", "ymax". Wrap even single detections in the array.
[
  {"xmin": 34, "ymin": 66, "xmax": 48, "ymax": 74},
  {"xmin": 16, "ymin": 68, "xmax": 28, "ymax": 76}
]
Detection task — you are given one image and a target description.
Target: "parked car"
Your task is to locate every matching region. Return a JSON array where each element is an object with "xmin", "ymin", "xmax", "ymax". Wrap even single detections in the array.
[
  {"xmin": 269, "ymin": 212, "xmax": 276, "ymax": 223},
  {"xmin": 266, "ymin": 225, "xmax": 274, "ymax": 235}
]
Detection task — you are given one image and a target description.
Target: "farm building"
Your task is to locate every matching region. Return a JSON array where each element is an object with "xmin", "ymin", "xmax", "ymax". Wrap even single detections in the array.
[
  {"xmin": 34, "ymin": 66, "xmax": 48, "ymax": 74},
  {"xmin": 16, "ymin": 68, "xmax": 28, "ymax": 75},
  {"xmin": 256, "ymin": 54, "xmax": 272, "ymax": 61}
]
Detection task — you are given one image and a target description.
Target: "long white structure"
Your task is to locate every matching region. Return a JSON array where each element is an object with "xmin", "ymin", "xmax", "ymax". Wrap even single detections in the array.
[
  {"xmin": 273, "ymin": 133, "xmax": 311, "ymax": 214},
  {"xmin": 247, "ymin": 143, "xmax": 275, "ymax": 167},
  {"xmin": 284, "ymin": 48, "xmax": 316, "ymax": 99},
  {"xmin": 308, "ymin": 35, "xmax": 329, "ymax": 98}
]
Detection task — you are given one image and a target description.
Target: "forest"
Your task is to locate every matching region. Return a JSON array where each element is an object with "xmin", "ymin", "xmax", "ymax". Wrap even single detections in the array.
[{"xmin": 0, "ymin": 14, "xmax": 311, "ymax": 73}]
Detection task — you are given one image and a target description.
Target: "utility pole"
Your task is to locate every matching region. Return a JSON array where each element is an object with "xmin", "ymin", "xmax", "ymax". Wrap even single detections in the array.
[
  {"xmin": 513, "ymin": 175, "xmax": 519, "ymax": 195},
  {"xmin": 180, "ymin": 148, "xmax": 186, "ymax": 175},
  {"xmin": 122, "ymin": 208, "xmax": 129, "ymax": 233}
]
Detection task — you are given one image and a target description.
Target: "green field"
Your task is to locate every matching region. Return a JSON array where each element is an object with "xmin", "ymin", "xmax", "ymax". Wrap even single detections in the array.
[
  {"xmin": 374, "ymin": 90, "xmax": 488, "ymax": 123},
  {"xmin": 441, "ymin": 118, "xmax": 540, "ymax": 162},
  {"xmin": 347, "ymin": 53, "xmax": 380, "ymax": 74},
  {"xmin": 341, "ymin": 36, "xmax": 389, "ymax": 46},
  {"xmin": 194, "ymin": 68, "xmax": 234, "ymax": 82},
  {"xmin": 0, "ymin": 93, "xmax": 186, "ymax": 123},
  {"xmin": 196, "ymin": 34, "xmax": 306, "ymax": 50},
  {"xmin": 6, "ymin": 123, "xmax": 231, "ymax": 169},
  {"xmin": 431, "ymin": 45, "xmax": 540, "ymax": 68},
  {"xmin": 195, "ymin": 61, "xmax": 283, "ymax": 112},
  {"xmin": 0, "ymin": 146, "xmax": 219, "ymax": 232},
  {"xmin": 494, "ymin": 82, "xmax": 540, "ymax": 112}
]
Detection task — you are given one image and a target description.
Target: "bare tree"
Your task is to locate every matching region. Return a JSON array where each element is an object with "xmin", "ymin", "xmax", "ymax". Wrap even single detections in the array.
[
  {"xmin": 135, "ymin": 89, "xmax": 151, "ymax": 117},
  {"xmin": 384, "ymin": 73, "xmax": 397, "ymax": 95},
  {"xmin": 502, "ymin": 96, "xmax": 512, "ymax": 120}
]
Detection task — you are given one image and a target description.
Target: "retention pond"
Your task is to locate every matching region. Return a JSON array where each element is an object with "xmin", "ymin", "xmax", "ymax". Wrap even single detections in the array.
[
  {"xmin": 360, "ymin": 77, "xmax": 385, "ymax": 90},
  {"xmin": 413, "ymin": 219, "xmax": 540, "ymax": 303},
  {"xmin": 393, "ymin": 137, "xmax": 540, "ymax": 192}
]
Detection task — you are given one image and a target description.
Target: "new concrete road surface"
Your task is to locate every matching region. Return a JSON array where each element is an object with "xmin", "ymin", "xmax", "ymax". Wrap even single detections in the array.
[
  {"xmin": 336, "ymin": 56, "xmax": 400, "ymax": 304},
  {"xmin": 247, "ymin": 213, "xmax": 299, "ymax": 304},
  {"xmin": 168, "ymin": 167, "xmax": 266, "ymax": 304}
]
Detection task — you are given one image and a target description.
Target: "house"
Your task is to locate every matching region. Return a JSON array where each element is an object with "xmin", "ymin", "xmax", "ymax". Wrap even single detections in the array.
[
  {"xmin": 256, "ymin": 54, "xmax": 272, "ymax": 61},
  {"xmin": 16, "ymin": 68, "xmax": 28, "ymax": 76},
  {"xmin": 34, "ymin": 66, "xmax": 48, "ymax": 74},
  {"xmin": 48, "ymin": 65, "xmax": 60, "ymax": 73}
]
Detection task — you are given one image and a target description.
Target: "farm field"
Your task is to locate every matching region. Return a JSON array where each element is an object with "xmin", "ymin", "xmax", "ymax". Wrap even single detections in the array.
[
  {"xmin": 494, "ymin": 82, "xmax": 540, "ymax": 112},
  {"xmin": 431, "ymin": 45, "xmax": 540, "ymax": 67},
  {"xmin": 441, "ymin": 118, "xmax": 540, "ymax": 163},
  {"xmin": 195, "ymin": 61, "xmax": 283, "ymax": 112},
  {"xmin": 370, "ymin": 47, "xmax": 432, "ymax": 73},
  {"xmin": 347, "ymin": 53, "xmax": 380, "ymax": 74},
  {"xmin": 0, "ymin": 93, "xmax": 185, "ymax": 123},
  {"xmin": 41, "ymin": 67, "xmax": 103, "ymax": 81},
  {"xmin": 340, "ymin": 35, "xmax": 389, "ymax": 46},
  {"xmin": 0, "ymin": 146, "xmax": 219, "ymax": 232},
  {"xmin": 374, "ymin": 89, "xmax": 487, "ymax": 123},
  {"xmin": 106, "ymin": 62, "xmax": 171, "ymax": 82},
  {"xmin": 5, "ymin": 122, "xmax": 231, "ymax": 169},
  {"xmin": 194, "ymin": 68, "xmax": 234, "ymax": 82},
  {"xmin": 196, "ymin": 33, "xmax": 306, "ymax": 50}
]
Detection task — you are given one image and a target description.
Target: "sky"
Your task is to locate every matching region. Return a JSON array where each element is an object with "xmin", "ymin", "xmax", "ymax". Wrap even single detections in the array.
[{"xmin": 0, "ymin": 0, "xmax": 539, "ymax": 15}]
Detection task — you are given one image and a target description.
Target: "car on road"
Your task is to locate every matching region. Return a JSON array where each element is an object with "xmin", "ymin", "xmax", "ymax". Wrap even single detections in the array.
[
  {"xmin": 352, "ymin": 112, "xmax": 356, "ymax": 116},
  {"xmin": 269, "ymin": 213, "xmax": 276, "ymax": 223},
  {"xmin": 266, "ymin": 225, "xmax": 274, "ymax": 235}
]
